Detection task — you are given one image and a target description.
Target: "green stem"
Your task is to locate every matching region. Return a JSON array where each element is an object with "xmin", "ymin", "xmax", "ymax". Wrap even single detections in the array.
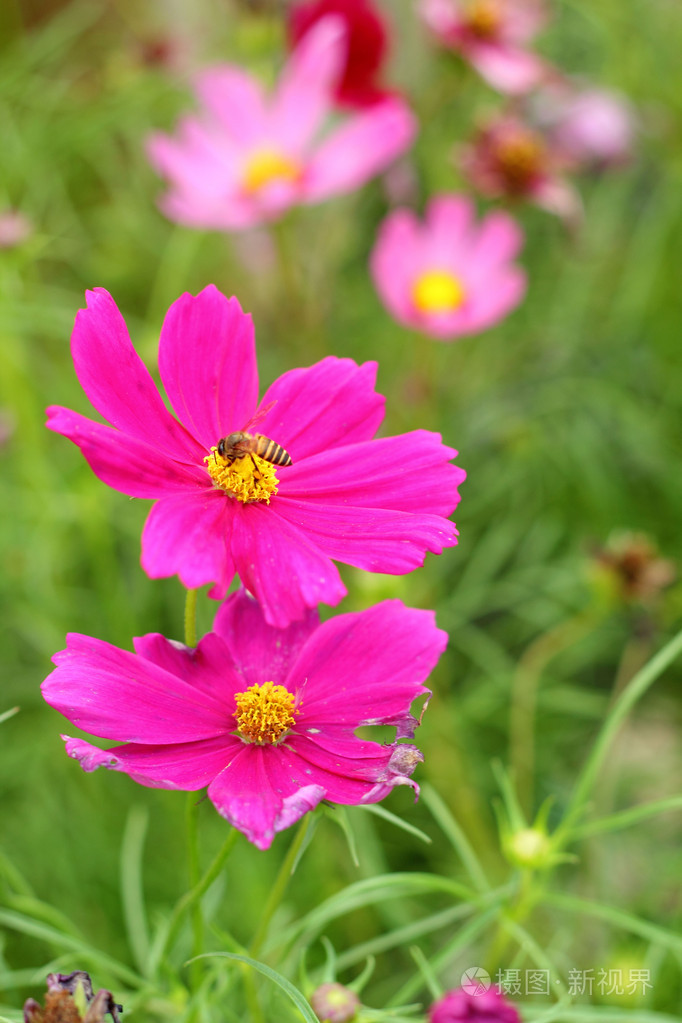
[
  {"xmin": 156, "ymin": 828, "xmax": 239, "ymax": 973},
  {"xmin": 249, "ymin": 816, "xmax": 311, "ymax": 958},
  {"xmin": 509, "ymin": 609, "xmax": 598, "ymax": 816},
  {"xmin": 186, "ymin": 795, "xmax": 203, "ymax": 991},
  {"xmin": 558, "ymin": 625, "xmax": 682, "ymax": 841},
  {"xmin": 184, "ymin": 587, "xmax": 198, "ymax": 649}
]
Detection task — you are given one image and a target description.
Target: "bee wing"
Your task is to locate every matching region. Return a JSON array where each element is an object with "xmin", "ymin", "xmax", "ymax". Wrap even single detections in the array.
[{"xmin": 242, "ymin": 399, "xmax": 277, "ymax": 433}]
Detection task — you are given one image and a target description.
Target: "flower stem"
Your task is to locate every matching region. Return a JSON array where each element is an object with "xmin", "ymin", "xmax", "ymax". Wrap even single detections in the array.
[
  {"xmin": 184, "ymin": 587, "xmax": 198, "ymax": 648},
  {"xmin": 249, "ymin": 816, "xmax": 311, "ymax": 958},
  {"xmin": 156, "ymin": 827, "xmax": 240, "ymax": 975},
  {"xmin": 509, "ymin": 608, "xmax": 598, "ymax": 816},
  {"xmin": 186, "ymin": 794, "xmax": 203, "ymax": 991}
]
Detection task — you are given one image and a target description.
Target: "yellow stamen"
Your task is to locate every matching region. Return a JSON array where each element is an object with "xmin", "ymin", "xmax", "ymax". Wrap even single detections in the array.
[
  {"xmin": 412, "ymin": 270, "xmax": 465, "ymax": 315},
  {"xmin": 204, "ymin": 448, "xmax": 279, "ymax": 504},
  {"xmin": 466, "ymin": 0, "xmax": 501, "ymax": 38},
  {"xmin": 234, "ymin": 681, "xmax": 298, "ymax": 745},
  {"xmin": 496, "ymin": 132, "xmax": 545, "ymax": 191},
  {"xmin": 243, "ymin": 148, "xmax": 302, "ymax": 194}
]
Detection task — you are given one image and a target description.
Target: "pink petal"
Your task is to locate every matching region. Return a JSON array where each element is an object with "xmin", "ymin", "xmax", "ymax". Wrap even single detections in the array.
[
  {"xmin": 193, "ymin": 66, "xmax": 269, "ymax": 146},
  {"xmin": 469, "ymin": 42, "xmax": 547, "ymax": 95},
  {"xmin": 370, "ymin": 209, "xmax": 424, "ymax": 322},
  {"xmin": 273, "ymin": 498, "xmax": 459, "ymax": 573},
  {"xmin": 279, "ymin": 430, "xmax": 465, "ymax": 516},
  {"xmin": 272, "ymin": 16, "xmax": 346, "ymax": 153},
  {"xmin": 69, "ymin": 288, "xmax": 202, "ymax": 462},
  {"xmin": 159, "ymin": 188, "xmax": 261, "ymax": 232},
  {"xmin": 460, "ymin": 268, "xmax": 527, "ymax": 333},
  {"xmin": 43, "ymin": 635, "xmax": 231, "ymax": 743},
  {"xmin": 285, "ymin": 734, "xmax": 421, "ymax": 803},
  {"xmin": 257, "ymin": 357, "xmax": 384, "ymax": 461},
  {"xmin": 133, "ymin": 632, "xmax": 245, "ymax": 705},
  {"xmin": 45, "ymin": 406, "xmax": 205, "ymax": 498},
  {"xmin": 287, "ymin": 600, "xmax": 447, "ymax": 736},
  {"xmin": 305, "ymin": 99, "xmax": 417, "ymax": 202},
  {"xmin": 466, "ymin": 210, "xmax": 524, "ymax": 278},
  {"xmin": 212, "ymin": 588, "xmax": 319, "ymax": 684},
  {"xmin": 229, "ymin": 502, "xmax": 347, "ymax": 627},
  {"xmin": 208, "ymin": 743, "xmax": 325, "ymax": 850},
  {"xmin": 141, "ymin": 490, "xmax": 236, "ymax": 598},
  {"xmin": 158, "ymin": 286, "xmax": 259, "ymax": 450},
  {"xmin": 423, "ymin": 194, "xmax": 476, "ymax": 265},
  {"xmin": 62, "ymin": 734, "xmax": 239, "ymax": 790}
]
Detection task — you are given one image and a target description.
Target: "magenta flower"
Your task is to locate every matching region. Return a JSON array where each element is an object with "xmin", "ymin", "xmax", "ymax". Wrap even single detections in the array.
[
  {"xmin": 147, "ymin": 17, "xmax": 415, "ymax": 231},
  {"xmin": 420, "ymin": 0, "xmax": 549, "ymax": 95},
  {"xmin": 46, "ymin": 285, "xmax": 464, "ymax": 626},
  {"xmin": 42, "ymin": 591, "xmax": 446, "ymax": 850},
  {"xmin": 429, "ymin": 987, "xmax": 522, "ymax": 1023},
  {"xmin": 459, "ymin": 115, "xmax": 581, "ymax": 223},
  {"xmin": 370, "ymin": 194, "xmax": 526, "ymax": 340}
]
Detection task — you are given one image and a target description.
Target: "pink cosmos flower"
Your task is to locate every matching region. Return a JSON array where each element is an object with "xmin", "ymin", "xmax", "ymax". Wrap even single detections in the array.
[
  {"xmin": 42, "ymin": 591, "xmax": 446, "ymax": 850},
  {"xmin": 429, "ymin": 987, "xmax": 522, "ymax": 1023},
  {"xmin": 534, "ymin": 84, "xmax": 636, "ymax": 169},
  {"xmin": 46, "ymin": 285, "xmax": 464, "ymax": 627},
  {"xmin": 419, "ymin": 0, "xmax": 549, "ymax": 95},
  {"xmin": 370, "ymin": 194, "xmax": 526, "ymax": 340},
  {"xmin": 459, "ymin": 115, "xmax": 581, "ymax": 223},
  {"xmin": 288, "ymin": 0, "xmax": 392, "ymax": 109},
  {"xmin": 147, "ymin": 17, "xmax": 416, "ymax": 231}
]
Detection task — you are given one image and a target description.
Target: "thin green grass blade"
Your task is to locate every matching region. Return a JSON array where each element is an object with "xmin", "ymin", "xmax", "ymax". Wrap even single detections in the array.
[
  {"xmin": 358, "ymin": 803, "xmax": 432, "ymax": 845},
  {"xmin": 421, "ymin": 784, "xmax": 490, "ymax": 892},
  {"xmin": 570, "ymin": 795, "xmax": 682, "ymax": 840},
  {"xmin": 189, "ymin": 953, "xmax": 319, "ymax": 1023},
  {"xmin": 545, "ymin": 892, "xmax": 682, "ymax": 954},
  {"xmin": 119, "ymin": 806, "xmax": 151, "ymax": 977}
]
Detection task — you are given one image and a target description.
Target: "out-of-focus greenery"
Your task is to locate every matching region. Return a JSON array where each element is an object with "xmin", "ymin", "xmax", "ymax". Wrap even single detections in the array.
[{"xmin": 1, "ymin": 0, "xmax": 681, "ymax": 1020}]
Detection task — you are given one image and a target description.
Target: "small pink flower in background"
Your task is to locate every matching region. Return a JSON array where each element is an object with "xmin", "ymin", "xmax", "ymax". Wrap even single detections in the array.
[
  {"xmin": 460, "ymin": 115, "xmax": 581, "ymax": 222},
  {"xmin": 370, "ymin": 194, "xmax": 526, "ymax": 340},
  {"xmin": 429, "ymin": 986, "xmax": 522, "ymax": 1023},
  {"xmin": 0, "ymin": 209, "xmax": 32, "ymax": 249},
  {"xmin": 419, "ymin": 0, "xmax": 549, "ymax": 95},
  {"xmin": 147, "ymin": 18, "xmax": 415, "ymax": 231},
  {"xmin": 42, "ymin": 590, "xmax": 446, "ymax": 850},
  {"xmin": 288, "ymin": 0, "xmax": 392, "ymax": 109},
  {"xmin": 46, "ymin": 285, "xmax": 464, "ymax": 627},
  {"xmin": 534, "ymin": 84, "xmax": 636, "ymax": 169}
]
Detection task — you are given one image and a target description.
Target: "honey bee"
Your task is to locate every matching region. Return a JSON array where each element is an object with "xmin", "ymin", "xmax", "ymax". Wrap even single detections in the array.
[
  {"xmin": 216, "ymin": 402, "xmax": 292, "ymax": 468},
  {"xmin": 217, "ymin": 431, "xmax": 292, "ymax": 467}
]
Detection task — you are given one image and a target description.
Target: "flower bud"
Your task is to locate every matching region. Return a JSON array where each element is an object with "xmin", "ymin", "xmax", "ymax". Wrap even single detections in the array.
[{"xmin": 310, "ymin": 982, "xmax": 361, "ymax": 1023}]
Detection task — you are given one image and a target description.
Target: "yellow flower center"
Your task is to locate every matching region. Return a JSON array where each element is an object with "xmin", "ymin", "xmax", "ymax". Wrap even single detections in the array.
[
  {"xmin": 243, "ymin": 148, "xmax": 302, "ymax": 194},
  {"xmin": 412, "ymin": 270, "xmax": 465, "ymax": 314},
  {"xmin": 496, "ymin": 132, "xmax": 545, "ymax": 191},
  {"xmin": 204, "ymin": 448, "xmax": 279, "ymax": 504},
  {"xmin": 234, "ymin": 681, "xmax": 298, "ymax": 745},
  {"xmin": 466, "ymin": 0, "xmax": 501, "ymax": 38}
]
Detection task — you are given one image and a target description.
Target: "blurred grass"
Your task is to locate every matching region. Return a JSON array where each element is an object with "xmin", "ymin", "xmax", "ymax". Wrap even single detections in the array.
[{"xmin": 1, "ymin": 0, "xmax": 682, "ymax": 1017}]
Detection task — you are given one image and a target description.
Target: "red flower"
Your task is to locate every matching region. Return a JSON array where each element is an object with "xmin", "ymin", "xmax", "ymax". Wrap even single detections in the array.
[{"xmin": 288, "ymin": 0, "xmax": 391, "ymax": 108}]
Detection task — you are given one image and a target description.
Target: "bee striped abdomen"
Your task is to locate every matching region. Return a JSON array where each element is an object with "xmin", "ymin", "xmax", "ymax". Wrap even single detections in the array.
[{"xmin": 256, "ymin": 435, "xmax": 292, "ymax": 466}]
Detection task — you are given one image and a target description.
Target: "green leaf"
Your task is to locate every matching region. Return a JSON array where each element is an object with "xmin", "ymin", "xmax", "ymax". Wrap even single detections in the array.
[
  {"xmin": 545, "ymin": 892, "xmax": 682, "ymax": 954},
  {"xmin": 421, "ymin": 784, "xmax": 490, "ymax": 892},
  {"xmin": 357, "ymin": 803, "xmax": 432, "ymax": 845},
  {"xmin": 189, "ymin": 952, "xmax": 319, "ymax": 1023},
  {"xmin": 0, "ymin": 708, "xmax": 19, "ymax": 725},
  {"xmin": 570, "ymin": 796, "xmax": 682, "ymax": 840},
  {"xmin": 120, "ymin": 805, "xmax": 151, "ymax": 976}
]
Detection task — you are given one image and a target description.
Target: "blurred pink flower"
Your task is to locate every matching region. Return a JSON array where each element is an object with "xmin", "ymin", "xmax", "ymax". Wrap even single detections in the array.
[
  {"xmin": 460, "ymin": 115, "xmax": 581, "ymax": 222},
  {"xmin": 42, "ymin": 590, "xmax": 446, "ymax": 850},
  {"xmin": 46, "ymin": 286, "xmax": 465, "ymax": 627},
  {"xmin": 0, "ymin": 209, "xmax": 32, "ymax": 248},
  {"xmin": 429, "ymin": 986, "xmax": 522, "ymax": 1023},
  {"xmin": 419, "ymin": 0, "xmax": 549, "ymax": 95},
  {"xmin": 370, "ymin": 194, "xmax": 526, "ymax": 340},
  {"xmin": 147, "ymin": 18, "xmax": 415, "ymax": 231},
  {"xmin": 535, "ymin": 84, "xmax": 636, "ymax": 169},
  {"xmin": 288, "ymin": 0, "xmax": 392, "ymax": 109}
]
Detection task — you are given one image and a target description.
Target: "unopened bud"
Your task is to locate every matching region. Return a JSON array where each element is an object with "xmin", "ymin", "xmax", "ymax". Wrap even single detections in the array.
[{"xmin": 310, "ymin": 982, "xmax": 360, "ymax": 1023}]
